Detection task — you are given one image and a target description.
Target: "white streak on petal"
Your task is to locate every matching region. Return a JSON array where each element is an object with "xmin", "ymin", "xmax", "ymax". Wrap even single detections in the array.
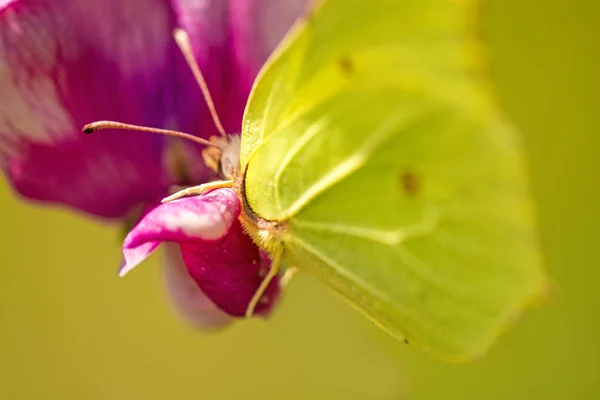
[
  {"xmin": 0, "ymin": 7, "xmax": 75, "ymax": 144},
  {"xmin": 160, "ymin": 190, "xmax": 241, "ymax": 241},
  {"xmin": 0, "ymin": 61, "xmax": 73, "ymax": 145},
  {"xmin": 163, "ymin": 206, "xmax": 227, "ymax": 240}
]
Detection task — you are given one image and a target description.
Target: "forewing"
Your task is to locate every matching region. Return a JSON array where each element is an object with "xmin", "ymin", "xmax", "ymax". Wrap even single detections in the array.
[
  {"xmin": 241, "ymin": 0, "xmax": 548, "ymax": 360},
  {"xmin": 240, "ymin": 0, "xmax": 481, "ymax": 168}
]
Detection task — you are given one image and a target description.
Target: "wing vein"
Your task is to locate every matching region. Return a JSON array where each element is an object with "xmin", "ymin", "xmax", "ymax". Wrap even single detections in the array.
[
  {"xmin": 292, "ymin": 208, "xmax": 439, "ymax": 245},
  {"xmin": 274, "ymin": 117, "xmax": 329, "ymax": 210},
  {"xmin": 280, "ymin": 109, "xmax": 421, "ymax": 218},
  {"xmin": 288, "ymin": 234, "xmax": 432, "ymax": 329},
  {"xmin": 259, "ymin": 78, "xmax": 282, "ymax": 143}
]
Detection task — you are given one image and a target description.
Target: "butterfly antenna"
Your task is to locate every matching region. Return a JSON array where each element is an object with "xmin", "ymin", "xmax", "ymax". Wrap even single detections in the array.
[
  {"xmin": 173, "ymin": 28, "xmax": 228, "ymax": 139},
  {"xmin": 82, "ymin": 121, "xmax": 222, "ymax": 148}
]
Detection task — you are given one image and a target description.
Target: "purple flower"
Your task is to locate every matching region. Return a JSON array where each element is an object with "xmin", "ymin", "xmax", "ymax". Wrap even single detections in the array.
[
  {"xmin": 123, "ymin": 188, "xmax": 280, "ymax": 327},
  {"xmin": 0, "ymin": 0, "xmax": 306, "ymax": 328}
]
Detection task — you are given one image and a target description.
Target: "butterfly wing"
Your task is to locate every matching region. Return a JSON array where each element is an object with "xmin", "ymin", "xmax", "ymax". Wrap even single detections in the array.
[{"xmin": 241, "ymin": 0, "xmax": 548, "ymax": 361}]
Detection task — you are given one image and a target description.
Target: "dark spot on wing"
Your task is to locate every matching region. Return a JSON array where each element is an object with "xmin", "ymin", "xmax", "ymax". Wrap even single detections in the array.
[
  {"xmin": 339, "ymin": 55, "xmax": 354, "ymax": 74},
  {"xmin": 400, "ymin": 170, "xmax": 420, "ymax": 196},
  {"xmin": 403, "ymin": 338, "xmax": 410, "ymax": 345}
]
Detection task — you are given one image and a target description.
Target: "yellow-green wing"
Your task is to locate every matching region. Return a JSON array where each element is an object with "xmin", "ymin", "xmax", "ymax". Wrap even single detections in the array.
[{"xmin": 241, "ymin": 0, "xmax": 548, "ymax": 361}]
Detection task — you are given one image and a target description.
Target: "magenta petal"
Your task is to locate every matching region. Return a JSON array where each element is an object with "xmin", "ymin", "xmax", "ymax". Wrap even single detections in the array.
[
  {"xmin": 180, "ymin": 219, "xmax": 280, "ymax": 317},
  {"xmin": 0, "ymin": 0, "xmax": 216, "ymax": 217},
  {"xmin": 229, "ymin": 0, "xmax": 311, "ymax": 91},
  {"xmin": 162, "ymin": 243, "xmax": 232, "ymax": 330},
  {"xmin": 121, "ymin": 187, "xmax": 280, "ymax": 318},
  {"xmin": 172, "ymin": 0, "xmax": 309, "ymax": 131},
  {"xmin": 121, "ymin": 188, "xmax": 240, "ymax": 276},
  {"xmin": 168, "ymin": 0, "xmax": 308, "ymax": 180}
]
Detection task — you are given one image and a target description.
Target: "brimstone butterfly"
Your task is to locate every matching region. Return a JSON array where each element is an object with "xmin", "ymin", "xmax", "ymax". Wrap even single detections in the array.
[{"xmin": 84, "ymin": 0, "xmax": 549, "ymax": 362}]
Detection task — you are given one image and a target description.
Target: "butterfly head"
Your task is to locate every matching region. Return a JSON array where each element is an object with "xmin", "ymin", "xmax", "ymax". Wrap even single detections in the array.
[{"xmin": 201, "ymin": 134, "xmax": 241, "ymax": 180}]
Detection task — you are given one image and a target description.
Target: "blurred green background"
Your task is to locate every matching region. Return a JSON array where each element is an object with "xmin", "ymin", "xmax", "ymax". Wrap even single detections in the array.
[{"xmin": 1, "ymin": 0, "xmax": 598, "ymax": 399}]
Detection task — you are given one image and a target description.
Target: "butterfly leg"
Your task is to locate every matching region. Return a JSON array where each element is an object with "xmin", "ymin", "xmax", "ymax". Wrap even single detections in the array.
[
  {"xmin": 280, "ymin": 266, "xmax": 299, "ymax": 289},
  {"xmin": 161, "ymin": 180, "xmax": 233, "ymax": 203},
  {"xmin": 245, "ymin": 251, "xmax": 282, "ymax": 318}
]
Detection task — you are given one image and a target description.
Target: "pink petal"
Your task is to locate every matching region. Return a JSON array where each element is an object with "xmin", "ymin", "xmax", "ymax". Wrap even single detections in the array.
[
  {"xmin": 169, "ymin": 0, "xmax": 309, "ymax": 180},
  {"xmin": 180, "ymin": 218, "xmax": 280, "ymax": 317},
  {"xmin": 0, "ymin": 0, "xmax": 214, "ymax": 218},
  {"xmin": 229, "ymin": 0, "xmax": 311, "ymax": 91},
  {"xmin": 121, "ymin": 188, "xmax": 240, "ymax": 276},
  {"xmin": 162, "ymin": 243, "xmax": 233, "ymax": 330},
  {"xmin": 121, "ymin": 187, "xmax": 280, "ymax": 318}
]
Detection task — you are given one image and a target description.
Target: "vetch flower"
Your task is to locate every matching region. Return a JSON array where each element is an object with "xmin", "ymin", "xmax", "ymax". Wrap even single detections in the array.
[
  {"xmin": 123, "ymin": 188, "xmax": 280, "ymax": 327},
  {"xmin": 0, "ymin": 0, "xmax": 306, "ymax": 328}
]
